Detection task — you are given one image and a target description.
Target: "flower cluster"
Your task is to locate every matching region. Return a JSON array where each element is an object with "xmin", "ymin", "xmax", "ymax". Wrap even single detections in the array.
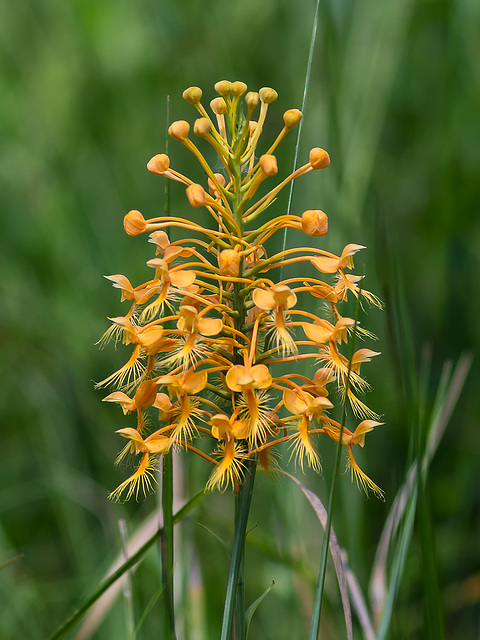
[{"xmin": 98, "ymin": 80, "xmax": 383, "ymax": 501}]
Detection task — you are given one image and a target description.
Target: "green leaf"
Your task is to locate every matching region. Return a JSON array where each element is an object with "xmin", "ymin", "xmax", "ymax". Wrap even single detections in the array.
[{"xmin": 245, "ymin": 581, "xmax": 275, "ymax": 639}]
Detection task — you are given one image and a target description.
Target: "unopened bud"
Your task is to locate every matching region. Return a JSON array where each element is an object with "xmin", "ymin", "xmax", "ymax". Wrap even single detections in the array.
[
  {"xmin": 147, "ymin": 153, "xmax": 170, "ymax": 175},
  {"xmin": 219, "ymin": 249, "xmax": 241, "ymax": 276},
  {"xmin": 302, "ymin": 210, "xmax": 328, "ymax": 237},
  {"xmin": 309, "ymin": 147, "xmax": 330, "ymax": 169},
  {"xmin": 124, "ymin": 210, "xmax": 147, "ymax": 236},
  {"xmin": 208, "ymin": 173, "xmax": 226, "ymax": 197},
  {"xmin": 249, "ymin": 121, "xmax": 258, "ymax": 136},
  {"xmin": 214, "ymin": 80, "xmax": 231, "ymax": 97},
  {"xmin": 259, "ymin": 154, "xmax": 278, "ymax": 177},
  {"xmin": 259, "ymin": 87, "xmax": 278, "ymax": 104},
  {"xmin": 245, "ymin": 92, "xmax": 259, "ymax": 110},
  {"xmin": 186, "ymin": 183, "xmax": 206, "ymax": 207},
  {"xmin": 210, "ymin": 97, "xmax": 227, "ymax": 115},
  {"xmin": 168, "ymin": 120, "xmax": 190, "ymax": 141},
  {"xmin": 193, "ymin": 117, "xmax": 211, "ymax": 137},
  {"xmin": 283, "ymin": 109, "xmax": 303, "ymax": 129},
  {"xmin": 182, "ymin": 86, "xmax": 202, "ymax": 104},
  {"xmin": 230, "ymin": 81, "xmax": 247, "ymax": 97}
]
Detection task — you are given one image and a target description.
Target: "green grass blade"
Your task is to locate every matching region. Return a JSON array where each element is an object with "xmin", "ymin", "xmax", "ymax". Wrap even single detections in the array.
[
  {"xmin": 285, "ymin": 473, "xmax": 353, "ymax": 640},
  {"xmin": 47, "ymin": 488, "xmax": 208, "ymax": 640}
]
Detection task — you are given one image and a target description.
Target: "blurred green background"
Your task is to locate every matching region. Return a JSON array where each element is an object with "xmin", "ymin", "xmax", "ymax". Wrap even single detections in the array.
[{"xmin": 1, "ymin": 0, "xmax": 479, "ymax": 638}]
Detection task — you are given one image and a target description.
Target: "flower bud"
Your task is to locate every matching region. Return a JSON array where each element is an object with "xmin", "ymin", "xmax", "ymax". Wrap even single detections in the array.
[
  {"xmin": 168, "ymin": 120, "xmax": 190, "ymax": 141},
  {"xmin": 147, "ymin": 153, "xmax": 170, "ymax": 175},
  {"xmin": 208, "ymin": 173, "xmax": 226, "ymax": 197},
  {"xmin": 259, "ymin": 87, "xmax": 278, "ymax": 104},
  {"xmin": 210, "ymin": 97, "xmax": 227, "ymax": 115},
  {"xmin": 259, "ymin": 154, "xmax": 278, "ymax": 177},
  {"xmin": 124, "ymin": 210, "xmax": 147, "ymax": 236},
  {"xmin": 302, "ymin": 210, "xmax": 328, "ymax": 237},
  {"xmin": 182, "ymin": 86, "xmax": 202, "ymax": 104},
  {"xmin": 248, "ymin": 121, "xmax": 258, "ymax": 136},
  {"xmin": 309, "ymin": 147, "xmax": 330, "ymax": 169},
  {"xmin": 245, "ymin": 92, "xmax": 259, "ymax": 110},
  {"xmin": 283, "ymin": 108, "xmax": 303, "ymax": 129},
  {"xmin": 214, "ymin": 80, "xmax": 231, "ymax": 97},
  {"xmin": 219, "ymin": 249, "xmax": 241, "ymax": 276},
  {"xmin": 186, "ymin": 183, "xmax": 206, "ymax": 207},
  {"xmin": 230, "ymin": 81, "xmax": 247, "ymax": 96},
  {"xmin": 193, "ymin": 117, "xmax": 211, "ymax": 138}
]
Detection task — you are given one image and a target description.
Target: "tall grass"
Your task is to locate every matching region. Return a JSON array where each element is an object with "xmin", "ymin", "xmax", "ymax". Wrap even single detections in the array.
[{"xmin": 1, "ymin": 1, "xmax": 479, "ymax": 638}]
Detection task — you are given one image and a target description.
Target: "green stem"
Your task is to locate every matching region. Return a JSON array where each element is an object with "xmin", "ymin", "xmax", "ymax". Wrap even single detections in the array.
[
  {"xmin": 220, "ymin": 456, "xmax": 257, "ymax": 640},
  {"xmin": 161, "ymin": 451, "xmax": 177, "ymax": 639}
]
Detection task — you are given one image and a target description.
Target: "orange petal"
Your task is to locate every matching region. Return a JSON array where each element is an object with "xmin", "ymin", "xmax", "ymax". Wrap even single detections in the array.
[
  {"xmin": 226, "ymin": 365, "xmax": 245, "ymax": 392},
  {"xmin": 310, "ymin": 255, "xmax": 340, "ymax": 274},
  {"xmin": 169, "ymin": 269, "xmax": 196, "ymax": 288},
  {"xmin": 252, "ymin": 288, "xmax": 276, "ymax": 310},
  {"xmin": 182, "ymin": 369, "xmax": 208, "ymax": 394},
  {"xmin": 303, "ymin": 321, "xmax": 333, "ymax": 343},
  {"xmin": 198, "ymin": 317, "xmax": 223, "ymax": 336},
  {"xmin": 251, "ymin": 364, "xmax": 272, "ymax": 389},
  {"xmin": 283, "ymin": 388, "xmax": 308, "ymax": 415}
]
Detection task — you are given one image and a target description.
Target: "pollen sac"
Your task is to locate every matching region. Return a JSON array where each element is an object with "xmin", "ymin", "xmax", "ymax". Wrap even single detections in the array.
[{"xmin": 302, "ymin": 210, "xmax": 328, "ymax": 237}]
